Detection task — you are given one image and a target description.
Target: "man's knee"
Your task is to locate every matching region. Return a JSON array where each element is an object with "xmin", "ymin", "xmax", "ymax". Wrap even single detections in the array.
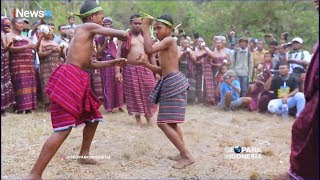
[
  {"xmin": 294, "ymin": 92, "xmax": 305, "ymax": 101},
  {"xmin": 267, "ymin": 100, "xmax": 277, "ymax": 113},
  {"xmin": 53, "ymin": 128, "xmax": 72, "ymax": 137}
]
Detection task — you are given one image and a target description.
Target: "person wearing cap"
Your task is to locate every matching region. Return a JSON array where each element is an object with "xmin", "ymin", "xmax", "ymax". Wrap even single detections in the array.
[
  {"xmin": 230, "ymin": 37, "xmax": 254, "ymax": 97},
  {"xmin": 21, "ymin": 18, "xmax": 30, "ymax": 37},
  {"xmin": 37, "ymin": 25, "xmax": 64, "ymax": 111},
  {"xmin": 286, "ymin": 37, "xmax": 311, "ymax": 78},
  {"xmin": 219, "ymin": 70, "xmax": 252, "ymax": 111},
  {"xmin": 26, "ymin": 1, "xmax": 128, "ymax": 178},
  {"xmin": 115, "ymin": 14, "xmax": 158, "ymax": 128}
]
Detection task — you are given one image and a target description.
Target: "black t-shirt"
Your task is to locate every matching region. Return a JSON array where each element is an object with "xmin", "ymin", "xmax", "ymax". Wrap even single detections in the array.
[{"xmin": 270, "ymin": 75, "xmax": 299, "ymax": 98}]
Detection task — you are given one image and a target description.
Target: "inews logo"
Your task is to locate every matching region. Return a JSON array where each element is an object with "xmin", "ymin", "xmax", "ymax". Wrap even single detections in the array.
[{"xmin": 13, "ymin": 8, "xmax": 52, "ymax": 18}]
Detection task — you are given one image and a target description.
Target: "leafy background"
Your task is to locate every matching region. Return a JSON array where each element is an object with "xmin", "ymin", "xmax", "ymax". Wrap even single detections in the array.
[{"xmin": 2, "ymin": 0, "xmax": 318, "ymax": 51}]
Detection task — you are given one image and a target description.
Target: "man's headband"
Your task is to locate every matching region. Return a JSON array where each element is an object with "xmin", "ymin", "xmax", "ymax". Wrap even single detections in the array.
[{"xmin": 71, "ymin": 6, "xmax": 103, "ymax": 19}]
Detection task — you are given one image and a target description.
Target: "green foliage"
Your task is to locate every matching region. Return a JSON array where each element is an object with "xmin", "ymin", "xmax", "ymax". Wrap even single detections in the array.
[{"xmin": 1, "ymin": 0, "xmax": 318, "ymax": 51}]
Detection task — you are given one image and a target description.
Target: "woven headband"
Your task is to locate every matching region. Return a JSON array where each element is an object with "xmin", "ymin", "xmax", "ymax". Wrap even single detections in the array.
[{"xmin": 72, "ymin": 7, "xmax": 103, "ymax": 19}]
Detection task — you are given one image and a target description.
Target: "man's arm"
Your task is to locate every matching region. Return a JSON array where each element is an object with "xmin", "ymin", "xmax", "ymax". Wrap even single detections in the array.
[
  {"xmin": 88, "ymin": 23, "xmax": 128, "ymax": 41},
  {"xmin": 138, "ymin": 54, "xmax": 162, "ymax": 75},
  {"xmin": 115, "ymin": 40, "xmax": 124, "ymax": 82},
  {"xmin": 264, "ymin": 74, "xmax": 275, "ymax": 91},
  {"xmin": 141, "ymin": 18, "xmax": 172, "ymax": 55},
  {"xmin": 91, "ymin": 58, "xmax": 127, "ymax": 69}
]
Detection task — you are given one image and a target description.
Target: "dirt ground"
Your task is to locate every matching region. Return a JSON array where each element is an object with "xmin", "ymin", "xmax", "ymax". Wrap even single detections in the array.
[{"xmin": 1, "ymin": 105, "xmax": 294, "ymax": 179}]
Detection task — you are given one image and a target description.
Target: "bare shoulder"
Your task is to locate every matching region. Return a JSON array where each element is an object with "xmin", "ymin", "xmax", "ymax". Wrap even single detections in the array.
[{"xmin": 79, "ymin": 23, "xmax": 101, "ymax": 31}]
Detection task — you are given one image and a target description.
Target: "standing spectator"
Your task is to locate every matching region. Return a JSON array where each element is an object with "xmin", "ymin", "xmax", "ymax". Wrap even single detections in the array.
[
  {"xmin": 116, "ymin": 14, "xmax": 158, "ymax": 127},
  {"xmin": 96, "ymin": 17, "xmax": 124, "ymax": 112},
  {"xmin": 248, "ymin": 38, "xmax": 257, "ymax": 53},
  {"xmin": 6, "ymin": 18, "xmax": 37, "ymax": 114},
  {"xmin": 286, "ymin": 37, "xmax": 311, "ymax": 78},
  {"xmin": 1, "ymin": 17, "xmax": 15, "ymax": 115},
  {"xmin": 252, "ymin": 39, "xmax": 268, "ymax": 69},
  {"xmin": 1, "ymin": 17, "xmax": 11, "ymax": 33},
  {"xmin": 195, "ymin": 36, "xmax": 215, "ymax": 105},
  {"xmin": 230, "ymin": 37, "xmax": 253, "ymax": 97},
  {"xmin": 265, "ymin": 63, "xmax": 305, "ymax": 117},
  {"xmin": 53, "ymin": 24, "xmax": 69, "ymax": 44},
  {"xmin": 280, "ymin": 32, "xmax": 289, "ymax": 44},
  {"xmin": 21, "ymin": 18, "xmax": 30, "ymax": 37},
  {"xmin": 66, "ymin": 16, "xmax": 77, "ymax": 29},
  {"xmin": 178, "ymin": 39, "xmax": 197, "ymax": 104},
  {"xmin": 228, "ymin": 30, "xmax": 237, "ymax": 50},
  {"xmin": 38, "ymin": 26, "xmax": 64, "ymax": 110}
]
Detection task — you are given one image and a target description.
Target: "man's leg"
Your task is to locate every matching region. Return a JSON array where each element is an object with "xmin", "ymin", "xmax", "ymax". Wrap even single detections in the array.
[
  {"xmin": 135, "ymin": 115, "xmax": 142, "ymax": 128},
  {"xmin": 27, "ymin": 129, "xmax": 72, "ymax": 179},
  {"xmin": 158, "ymin": 123, "xmax": 194, "ymax": 169},
  {"xmin": 224, "ymin": 91, "xmax": 232, "ymax": 110},
  {"xmin": 167, "ymin": 124, "xmax": 185, "ymax": 161},
  {"xmin": 78, "ymin": 122, "xmax": 99, "ymax": 164},
  {"xmin": 268, "ymin": 98, "xmax": 283, "ymax": 115},
  {"xmin": 294, "ymin": 92, "xmax": 306, "ymax": 117}
]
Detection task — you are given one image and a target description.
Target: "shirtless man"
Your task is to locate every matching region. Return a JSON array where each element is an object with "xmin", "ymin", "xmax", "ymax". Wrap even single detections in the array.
[
  {"xmin": 26, "ymin": 1, "xmax": 127, "ymax": 179},
  {"xmin": 116, "ymin": 14, "xmax": 158, "ymax": 128},
  {"xmin": 139, "ymin": 14, "xmax": 195, "ymax": 169}
]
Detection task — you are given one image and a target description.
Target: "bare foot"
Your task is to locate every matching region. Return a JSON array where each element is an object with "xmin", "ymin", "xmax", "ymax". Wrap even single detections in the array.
[
  {"xmin": 77, "ymin": 157, "xmax": 99, "ymax": 165},
  {"xmin": 111, "ymin": 108, "xmax": 118, "ymax": 113},
  {"xmin": 24, "ymin": 174, "xmax": 42, "ymax": 180},
  {"xmin": 135, "ymin": 122, "xmax": 142, "ymax": 128},
  {"xmin": 172, "ymin": 156, "xmax": 195, "ymax": 169},
  {"xmin": 168, "ymin": 154, "xmax": 182, "ymax": 161}
]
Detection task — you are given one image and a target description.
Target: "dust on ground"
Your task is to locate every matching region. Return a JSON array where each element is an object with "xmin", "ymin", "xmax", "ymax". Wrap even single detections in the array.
[{"xmin": 1, "ymin": 105, "xmax": 293, "ymax": 179}]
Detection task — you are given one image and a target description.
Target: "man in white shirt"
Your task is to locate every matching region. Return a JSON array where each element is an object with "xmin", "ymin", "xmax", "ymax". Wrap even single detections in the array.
[{"xmin": 286, "ymin": 37, "xmax": 311, "ymax": 78}]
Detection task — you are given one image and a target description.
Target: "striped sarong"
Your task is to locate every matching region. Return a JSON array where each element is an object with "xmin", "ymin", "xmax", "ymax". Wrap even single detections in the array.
[
  {"xmin": 10, "ymin": 39, "xmax": 37, "ymax": 111},
  {"xmin": 46, "ymin": 64, "xmax": 103, "ymax": 132},
  {"xmin": 122, "ymin": 64, "xmax": 157, "ymax": 117},
  {"xmin": 1, "ymin": 38, "xmax": 15, "ymax": 111},
  {"xmin": 150, "ymin": 72, "xmax": 189, "ymax": 124}
]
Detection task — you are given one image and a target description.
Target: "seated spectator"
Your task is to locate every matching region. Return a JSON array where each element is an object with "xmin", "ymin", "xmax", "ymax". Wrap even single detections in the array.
[
  {"xmin": 266, "ymin": 63, "xmax": 306, "ymax": 117},
  {"xmin": 219, "ymin": 70, "xmax": 252, "ymax": 111}
]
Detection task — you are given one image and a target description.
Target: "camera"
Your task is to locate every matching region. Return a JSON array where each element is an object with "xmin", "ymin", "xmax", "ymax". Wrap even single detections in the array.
[{"xmin": 269, "ymin": 69, "xmax": 279, "ymax": 76}]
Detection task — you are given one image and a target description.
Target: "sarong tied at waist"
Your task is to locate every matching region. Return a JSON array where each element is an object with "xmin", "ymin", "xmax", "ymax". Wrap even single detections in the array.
[
  {"xmin": 150, "ymin": 72, "xmax": 189, "ymax": 104},
  {"xmin": 45, "ymin": 64, "xmax": 101, "ymax": 119}
]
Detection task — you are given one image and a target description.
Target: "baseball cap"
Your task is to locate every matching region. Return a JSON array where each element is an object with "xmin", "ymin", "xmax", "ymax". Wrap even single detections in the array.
[
  {"xmin": 22, "ymin": 18, "xmax": 29, "ymax": 24},
  {"xmin": 238, "ymin": 37, "xmax": 248, "ymax": 43},
  {"xmin": 291, "ymin": 37, "xmax": 303, "ymax": 44}
]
